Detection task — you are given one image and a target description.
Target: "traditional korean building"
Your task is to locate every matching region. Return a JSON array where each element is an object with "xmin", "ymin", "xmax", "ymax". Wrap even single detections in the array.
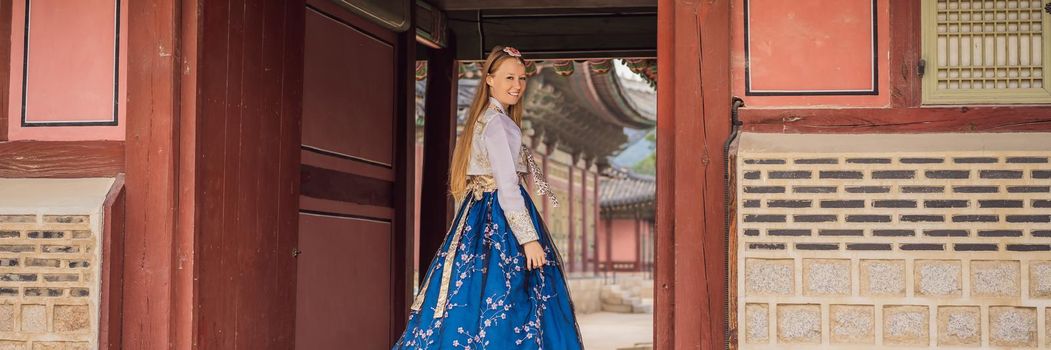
[
  {"xmin": 1, "ymin": 0, "xmax": 1049, "ymax": 349},
  {"xmin": 598, "ymin": 168, "xmax": 656, "ymax": 277},
  {"xmin": 416, "ymin": 60, "xmax": 657, "ymax": 279}
]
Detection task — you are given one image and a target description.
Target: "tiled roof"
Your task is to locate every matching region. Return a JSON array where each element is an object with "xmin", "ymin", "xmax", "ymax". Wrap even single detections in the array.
[{"xmin": 599, "ymin": 168, "xmax": 655, "ymax": 208}]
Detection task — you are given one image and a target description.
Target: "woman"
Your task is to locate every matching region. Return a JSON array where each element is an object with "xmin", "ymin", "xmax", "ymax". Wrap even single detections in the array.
[{"xmin": 393, "ymin": 46, "xmax": 584, "ymax": 349}]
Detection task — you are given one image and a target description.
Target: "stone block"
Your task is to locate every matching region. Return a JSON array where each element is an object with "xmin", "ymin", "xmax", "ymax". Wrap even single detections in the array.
[
  {"xmin": 0, "ymin": 215, "xmax": 35, "ymax": 223},
  {"xmin": 777, "ymin": 304, "xmax": 820, "ymax": 344},
  {"xmin": 42, "ymin": 216, "xmax": 88, "ymax": 224},
  {"xmin": 1047, "ymin": 309, "xmax": 1051, "ymax": 348},
  {"xmin": 860, "ymin": 260, "xmax": 905, "ymax": 297},
  {"xmin": 803, "ymin": 259, "xmax": 850, "ymax": 296},
  {"xmin": 883, "ymin": 305, "xmax": 929, "ymax": 346},
  {"xmin": 745, "ymin": 259, "xmax": 793, "ymax": 296},
  {"xmin": 0, "ymin": 341, "xmax": 26, "ymax": 350},
  {"xmin": 989, "ymin": 306, "xmax": 1036, "ymax": 347},
  {"xmin": 971, "ymin": 260, "xmax": 1019, "ymax": 297},
  {"xmin": 937, "ymin": 306, "xmax": 980, "ymax": 346},
  {"xmin": 25, "ymin": 258, "xmax": 60, "ymax": 268},
  {"xmin": 830, "ymin": 305, "xmax": 874, "ymax": 344},
  {"xmin": 1029, "ymin": 260, "xmax": 1051, "ymax": 298},
  {"xmin": 915, "ymin": 260, "xmax": 962, "ymax": 297},
  {"xmin": 53, "ymin": 305, "xmax": 89, "ymax": 333},
  {"xmin": 601, "ymin": 304, "xmax": 632, "ymax": 313},
  {"xmin": 31, "ymin": 342, "xmax": 90, "ymax": 350},
  {"xmin": 20, "ymin": 304, "xmax": 46, "ymax": 333},
  {"xmin": 0, "ymin": 304, "xmax": 11, "ymax": 332},
  {"xmin": 744, "ymin": 303, "xmax": 768, "ymax": 344}
]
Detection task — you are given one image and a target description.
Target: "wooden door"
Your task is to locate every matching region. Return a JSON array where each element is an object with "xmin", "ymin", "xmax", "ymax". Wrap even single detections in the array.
[{"xmin": 295, "ymin": 1, "xmax": 413, "ymax": 348}]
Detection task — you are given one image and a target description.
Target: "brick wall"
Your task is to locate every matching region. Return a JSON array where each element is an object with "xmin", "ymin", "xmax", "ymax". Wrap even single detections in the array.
[
  {"xmin": 734, "ymin": 133, "xmax": 1051, "ymax": 348},
  {"xmin": 0, "ymin": 178, "xmax": 112, "ymax": 350},
  {"xmin": 0, "ymin": 214, "xmax": 97, "ymax": 349}
]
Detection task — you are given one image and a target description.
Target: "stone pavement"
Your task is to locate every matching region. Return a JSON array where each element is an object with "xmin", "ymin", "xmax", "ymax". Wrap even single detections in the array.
[{"xmin": 577, "ymin": 311, "xmax": 653, "ymax": 350}]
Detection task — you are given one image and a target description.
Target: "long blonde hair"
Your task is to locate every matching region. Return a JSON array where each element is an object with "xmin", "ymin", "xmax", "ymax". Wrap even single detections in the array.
[{"xmin": 449, "ymin": 46, "xmax": 526, "ymax": 200}]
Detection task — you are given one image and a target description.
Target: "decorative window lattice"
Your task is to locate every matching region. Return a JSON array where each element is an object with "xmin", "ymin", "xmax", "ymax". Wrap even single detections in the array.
[{"xmin": 923, "ymin": 0, "xmax": 1051, "ymax": 104}]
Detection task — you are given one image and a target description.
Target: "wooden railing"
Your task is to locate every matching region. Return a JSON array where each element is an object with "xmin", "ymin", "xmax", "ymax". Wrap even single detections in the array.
[{"xmin": 597, "ymin": 261, "xmax": 642, "ymax": 272}]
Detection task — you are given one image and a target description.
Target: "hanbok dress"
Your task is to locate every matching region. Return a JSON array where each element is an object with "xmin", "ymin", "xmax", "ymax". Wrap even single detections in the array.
[{"xmin": 393, "ymin": 97, "xmax": 584, "ymax": 349}]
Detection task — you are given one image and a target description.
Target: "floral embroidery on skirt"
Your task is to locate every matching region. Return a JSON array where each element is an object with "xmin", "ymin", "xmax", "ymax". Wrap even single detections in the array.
[{"xmin": 394, "ymin": 186, "xmax": 584, "ymax": 350}]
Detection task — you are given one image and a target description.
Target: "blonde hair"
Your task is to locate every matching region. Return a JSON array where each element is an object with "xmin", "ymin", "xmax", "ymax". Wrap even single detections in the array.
[{"xmin": 449, "ymin": 46, "xmax": 526, "ymax": 200}]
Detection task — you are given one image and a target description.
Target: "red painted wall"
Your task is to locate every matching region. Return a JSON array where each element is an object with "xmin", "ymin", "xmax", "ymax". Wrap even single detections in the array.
[
  {"xmin": 732, "ymin": 0, "xmax": 890, "ymax": 107},
  {"xmin": 610, "ymin": 219, "xmax": 638, "ymax": 261},
  {"xmin": 597, "ymin": 218, "xmax": 640, "ymax": 262},
  {"xmin": 7, "ymin": 0, "xmax": 127, "ymax": 140}
]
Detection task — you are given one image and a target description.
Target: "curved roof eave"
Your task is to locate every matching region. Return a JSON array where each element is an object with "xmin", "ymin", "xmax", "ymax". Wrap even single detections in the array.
[{"xmin": 540, "ymin": 62, "xmax": 656, "ymax": 130}]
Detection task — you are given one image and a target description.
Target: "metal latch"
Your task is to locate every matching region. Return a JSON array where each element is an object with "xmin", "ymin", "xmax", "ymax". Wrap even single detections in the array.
[
  {"xmin": 292, "ymin": 248, "xmax": 302, "ymax": 257},
  {"xmin": 918, "ymin": 59, "xmax": 926, "ymax": 77}
]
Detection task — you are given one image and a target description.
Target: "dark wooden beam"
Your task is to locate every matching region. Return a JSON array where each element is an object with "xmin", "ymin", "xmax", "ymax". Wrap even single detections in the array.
[
  {"xmin": 449, "ymin": 10, "xmax": 656, "ymax": 60},
  {"xmin": 419, "ymin": 34, "xmax": 459, "ymax": 283},
  {"xmin": 656, "ymin": 0, "xmax": 732, "ymax": 349},
  {"xmin": 740, "ymin": 107, "xmax": 1051, "ymax": 133},
  {"xmin": 437, "ymin": 0, "xmax": 656, "ymax": 10},
  {"xmin": 0, "ymin": 141, "xmax": 124, "ymax": 177},
  {"xmin": 392, "ymin": 21, "xmax": 418, "ymax": 344}
]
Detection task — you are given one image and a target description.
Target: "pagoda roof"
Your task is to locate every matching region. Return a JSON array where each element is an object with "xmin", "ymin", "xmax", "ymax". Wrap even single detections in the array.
[{"xmin": 599, "ymin": 168, "xmax": 655, "ymax": 217}]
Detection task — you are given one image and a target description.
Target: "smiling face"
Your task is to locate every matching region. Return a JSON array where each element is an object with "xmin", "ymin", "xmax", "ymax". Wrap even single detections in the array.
[{"xmin": 485, "ymin": 58, "xmax": 527, "ymax": 109}]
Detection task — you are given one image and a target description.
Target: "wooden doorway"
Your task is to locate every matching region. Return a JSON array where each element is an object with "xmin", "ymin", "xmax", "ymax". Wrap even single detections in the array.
[{"xmin": 294, "ymin": 1, "xmax": 415, "ymax": 348}]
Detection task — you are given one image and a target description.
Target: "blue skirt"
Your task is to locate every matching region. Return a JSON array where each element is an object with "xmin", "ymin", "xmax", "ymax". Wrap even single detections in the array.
[{"xmin": 394, "ymin": 187, "xmax": 584, "ymax": 349}]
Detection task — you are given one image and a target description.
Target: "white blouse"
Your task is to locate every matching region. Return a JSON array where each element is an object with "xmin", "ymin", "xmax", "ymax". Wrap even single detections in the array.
[{"xmin": 466, "ymin": 97, "xmax": 539, "ymax": 244}]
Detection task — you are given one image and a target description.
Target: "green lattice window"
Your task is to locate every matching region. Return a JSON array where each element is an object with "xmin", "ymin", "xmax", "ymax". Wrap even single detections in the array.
[{"xmin": 922, "ymin": 0, "xmax": 1051, "ymax": 104}]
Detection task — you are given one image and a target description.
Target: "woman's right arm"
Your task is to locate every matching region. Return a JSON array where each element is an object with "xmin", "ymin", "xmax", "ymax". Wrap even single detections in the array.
[{"xmin": 481, "ymin": 114, "xmax": 539, "ymax": 245}]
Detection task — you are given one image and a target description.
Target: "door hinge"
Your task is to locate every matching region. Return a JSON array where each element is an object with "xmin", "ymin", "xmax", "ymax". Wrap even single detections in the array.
[
  {"xmin": 292, "ymin": 248, "xmax": 302, "ymax": 257},
  {"xmin": 1044, "ymin": 2, "xmax": 1050, "ymax": 14},
  {"xmin": 918, "ymin": 59, "xmax": 926, "ymax": 77}
]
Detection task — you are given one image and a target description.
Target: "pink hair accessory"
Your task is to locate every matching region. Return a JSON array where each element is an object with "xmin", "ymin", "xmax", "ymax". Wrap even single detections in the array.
[{"xmin": 502, "ymin": 46, "xmax": 522, "ymax": 57}]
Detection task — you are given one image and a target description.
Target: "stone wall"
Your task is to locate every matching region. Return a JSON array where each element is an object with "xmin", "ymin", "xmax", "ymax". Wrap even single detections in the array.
[
  {"xmin": 568, "ymin": 277, "xmax": 604, "ymax": 314},
  {"xmin": 734, "ymin": 133, "xmax": 1051, "ymax": 348},
  {"xmin": 0, "ymin": 179, "xmax": 112, "ymax": 350}
]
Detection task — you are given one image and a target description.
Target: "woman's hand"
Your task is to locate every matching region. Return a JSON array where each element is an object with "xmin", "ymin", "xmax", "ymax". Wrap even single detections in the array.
[{"xmin": 522, "ymin": 241, "xmax": 547, "ymax": 270}]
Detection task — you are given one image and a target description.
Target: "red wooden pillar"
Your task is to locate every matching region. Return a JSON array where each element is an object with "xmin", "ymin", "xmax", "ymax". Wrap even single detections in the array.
[
  {"xmin": 656, "ymin": 0, "xmax": 732, "ymax": 349},
  {"xmin": 567, "ymin": 155, "xmax": 575, "ymax": 273},
  {"xmin": 541, "ymin": 142, "xmax": 554, "ymax": 222},
  {"xmin": 593, "ymin": 170, "xmax": 600, "ymax": 276},
  {"xmin": 125, "ymin": 1, "xmax": 184, "ymax": 347},
  {"xmin": 126, "ymin": 1, "xmax": 305, "ymax": 348},
  {"xmin": 649, "ymin": 219, "xmax": 656, "ymax": 278},
  {"xmin": 579, "ymin": 160, "xmax": 588, "ymax": 274},
  {"xmin": 419, "ymin": 34, "xmax": 458, "ymax": 280},
  {"xmin": 604, "ymin": 215, "xmax": 613, "ymax": 278},
  {"xmin": 634, "ymin": 211, "xmax": 641, "ymax": 272}
]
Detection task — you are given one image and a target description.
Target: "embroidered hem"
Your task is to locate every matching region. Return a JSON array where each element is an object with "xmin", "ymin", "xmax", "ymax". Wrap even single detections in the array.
[{"xmin": 429, "ymin": 196, "xmax": 475, "ymax": 318}]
